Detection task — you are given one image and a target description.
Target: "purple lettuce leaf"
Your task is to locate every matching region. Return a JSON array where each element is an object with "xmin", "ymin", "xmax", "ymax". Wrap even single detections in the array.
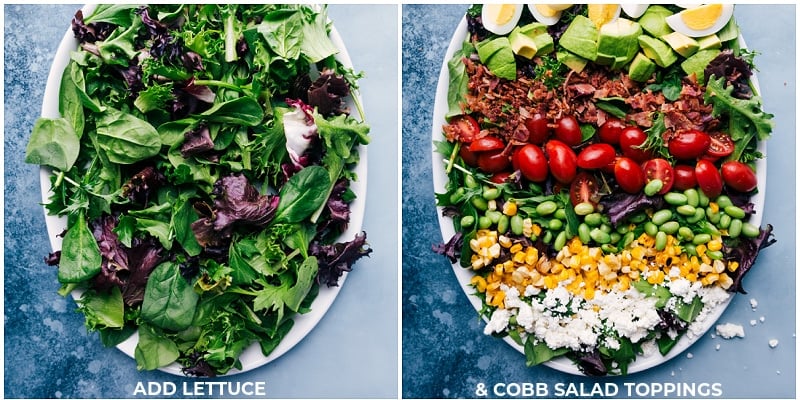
[
  {"xmin": 600, "ymin": 192, "xmax": 665, "ymax": 227},
  {"xmin": 723, "ymin": 224, "xmax": 776, "ymax": 294},
  {"xmin": 310, "ymin": 231, "xmax": 372, "ymax": 287},
  {"xmin": 180, "ymin": 124, "xmax": 215, "ymax": 158},
  {"xmin": 121, "ymin": 165, "xmax": 165, "ymax": 205},
  {"xmin": 307, "ymin": 69, "xmax": 350, "ymax": 117},
  {"xmin": 432, "ymin": 232, "xmax": 463, "ymax": 264}
]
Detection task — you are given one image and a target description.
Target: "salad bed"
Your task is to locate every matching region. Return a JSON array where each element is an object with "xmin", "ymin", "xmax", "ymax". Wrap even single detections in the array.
[
  {"xmin": 26, "ymin": 5, "xmax": 371, "ymax": 376},
  {"xmin": 434, "ymin": 4, "xmax": 775, "ymax": 376}
]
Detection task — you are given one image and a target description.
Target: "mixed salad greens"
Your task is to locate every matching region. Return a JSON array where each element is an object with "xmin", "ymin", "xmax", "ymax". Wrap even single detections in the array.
[
  {"xmin": 434, "ymin": 4, "xmax": 775, "ymax": 376},
  {"xmin": 26, "ymin": 4, "xmax": 372, "ymax": 376}
]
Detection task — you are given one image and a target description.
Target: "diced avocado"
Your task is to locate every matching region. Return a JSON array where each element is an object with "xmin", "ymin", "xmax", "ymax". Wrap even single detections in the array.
[
  {"xmin": 681, "ymin": 49, "xmax": 721, "ymax": 84},
  {"xmin": 532, "ymin": 31, "xmax": 555, "ymax": 55},
  {"xmin": 557, "ymin": 50, "xmax": 588, "ymax": 73},
  {"xmin": 638, "ymin": 5, "xmax": 674, "ymax": 38},
  {"xmin": 628, "ymin": 52, "xmax": 657, "ymax": 82},
  {"xmin": 717, "ymin": 18, "xmax": 739, "ymax": 42},
  {"xmin": 661, "ymin": 32, "xmax": 699, "ymax": 58},
  {"xmin": 509, "ymin": 27, "xmax": 539, "ymax": 59},
  {"xmin": 596, "ymin": 18, "xmax": 643, "ymax": 70},
  {"xmin": 697, "ymin": 34, "xmax": 722, "ymax": 51},
  {"xmin": 559, "ymin": 15, "xmax": 599, "ymax": 61},
  {"xmin": 638, "ymin": 35, "xmax": 679, "ymax": 68},
  {"xmin": 476, "ymin": 37, "xmax": 517, "ymax": 80}
]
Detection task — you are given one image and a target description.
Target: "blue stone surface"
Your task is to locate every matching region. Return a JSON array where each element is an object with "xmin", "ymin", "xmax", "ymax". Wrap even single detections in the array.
[
  {"xmin": 402, "ymin": 4, "xmax": 796, "ymax": 399},
  {"xmin": 5, "ymin": 4, "xmax": 398, "ymax": 398}
]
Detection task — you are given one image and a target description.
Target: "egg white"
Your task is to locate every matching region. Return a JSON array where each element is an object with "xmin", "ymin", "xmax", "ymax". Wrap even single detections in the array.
[
  {"xmin": 482, "ymin": 4, "xmax": 524, "ymax": 35},
  {"xmin": 527, "ymin": 4, "xmax": 563, "ymax": 26},
  {"xmin": 665, "ymin": 4, "xmax": 734, "ymax": 37},
  {"xmin": 621, "ymin": 4, "xmax": 649, "ymax": 19}
]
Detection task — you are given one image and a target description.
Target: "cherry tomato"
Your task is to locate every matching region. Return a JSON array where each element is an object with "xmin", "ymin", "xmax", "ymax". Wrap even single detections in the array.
[
  {"xmin": 469, "ymin": 136, "xmax": 505, "ymax": 152},
  {"xmin": 597, "ymin": 118, "xmax": 626, "ymax": 145},
  {"xmin": 477, "ymin": 149, "xmax": 510, "ymax": 173},
  {"xmin": 601, "ymin": 156, "xmax": 621, "ymax": 174},
  {"xmin": 614, "ymin": 157, "xmax": 645, "ymax": 194},
  {"xmin": 445, "ymin": 114, "xmax": 480, "ymax": 143},
  {"xmin": 513, "ymin": 144, "xmax": 548, "ymax": 182},
  {"xmin": 706, "ymin": 132, "xmax": 735, "ymax": 158},
  {"xmin": 642, "ymin": 158, "xmax": 675, "ymax": 195},
  {"xmin": 459, "ymin": 145, "xmax": 479, "ymax": 167},
  {"xmin": 545, "ymin": 140, "xmax": 578, "ymax": 184},
  {"xmin": 491, "ymin": 171, "xmax": 513, "ymax": 184},
  {"xmin": 570, "ymin": 172, "xmax": 599, "ymax": 206},
  {"xmin": 555, "ymin": 115, "xmax": 582, "ymax": 147},
  {"xmin": 525, "ymin": 113, "xmax": 551, "ymax": 145},
  {"xmin": 668, "ymin": 129, "xmax": 711, "ymax": 160},
  {"xmin": 721, "ymin": 161, "xmax": 758, "ymax": 192},
  {"xmin": 695, "ymin": 159, "xmax": 723, "ymax": 198},
  {"xmin": 672, "ymin": 164, "xmax": 697, "ymax": 191},
  {"xmin": 619, "ymin": 126, "xmax": 652, "ymax": 163},
  {"xmin": 577, "ymin": 143, "xmax": 617, "ymax": 170}
]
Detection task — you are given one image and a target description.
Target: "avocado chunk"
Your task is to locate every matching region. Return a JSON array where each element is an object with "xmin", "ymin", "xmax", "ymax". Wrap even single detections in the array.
[
  {"xmin": 628, "ymin": 52, "xmax": 657, "ymax": 82},
  {"xmin": 476, "ymin": 37, "xmax": 517, "ymax": 80},
  {"xmin": 509, "ymin": 23, "xmax": 554, "ymax": 58},
  {"xmin": 717, "ymin": 18, "xmax": 739, "ymax": 42},
  {"xmin": 509, "ymin": 27, "xmax": 539, "ymax": 59},
  {"xmin": 697, "ymin": 34, "xmax": 722, "ymax": 51},
  {"xmin": 662, "ymin": 32, "xmax": 699, "ymax": 58},
  {"xmin": 681, "ymin": 49, "xmax": 721, "ymax": 84},
  {"xmin": 638, "ymin": 35, "xmax": 679, "ymax": 68},
  {"xmin": 638, "ymin": 5, "xmax": 674, "ymax": 38},
  {"xmin": 557, "ymin": 50, "xmax": 588, "ymax": 73},
  {"xmin": 597, "ymin": 18, "xmax": 643, "ymax": 70},
  {"xmin": 559, "ymin": 15, "xmax": 599, "ymax": 61}
]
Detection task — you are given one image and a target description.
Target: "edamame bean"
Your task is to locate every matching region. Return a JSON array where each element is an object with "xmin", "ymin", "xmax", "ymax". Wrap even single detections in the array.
[
  {"xmin": 497, "ymin": 215, "xmax": 509, "ymax": 234},
  {"xmin": 716, "ymin": 195, "xmax": 733, "ymax": 209},
  {"xmin": 724, "ymin": 205, "xmax": 746, "ymax": 219},
  {"xmin": 692, "ymin": 233, "xmax": 711, "ymax": 245},
  {"xmin": 478, "ymin": 216, "xmax": 492, "ymax": 229},
  {"xmin": 684, "ymin": 189, "xmax": 699, "ymax": 207},
  {"xmin": 616, "ymin": 224, "xmax": 630, "ymax": 234},
  {"xmin": 644, "ymin": 179, "xmax": 663, "ymax": 196},
  {"xmin": 652, "ymin": 209, "xmax": 673, "ymax": 226},
  {"xmin": 449, "ymin": 188, "xmax": 465, "ymax": 204},
  {"xmin": 719, "ymin": 214, "xmax": 731, "ymax": 230},
  {"xmin": 590, "ymin": 228, "xmax": 611, "ymax": 244},
  {"xmin": 543, "ymin": 230, "xmax": 553, "ymax": 244},
  {"xmin": 472, "ymin": 197, "xmax": 488, "ymax": 211},
  {"xmin": 578, "ymin": 223, "xmax": 591, "ymax": 244},
  {"xmin": 460, "ymin": 215, "xmax": 475, "ymax": 228},
  {"xmin": 655, "ymin": 231, "xmax": 667, "ymax": 251},
  {"xmin": 600, "ymin": 224, "xmax": 612, "ymax": 234},
  {"xmin": 601, "ymin": 244, "xmax": 618, "ymax": 254},
  {"xmin": 610, "ymin": 232, "xmax": 622, "ymax": 244},
  {"xmin": 620, "ymin": 231, "xmax": 635, "ymax": 249},
  {"xmin": 644, "ymin": 221, "xmax": 659, "ymax": 237},
  {"xmin": 706, "ymin": 207, "xmax": 721, "ymax": 224},
  {"xmin": 486, "ymin": 210, "xmax": 502, "ymax": 224},
  {"xmin": 684, "ymin": 243, "xmax": 697, "ymax": 256},
  {"xmin": 510, "ymin": 215, "xmax": 524, "ymax": 235},
  {"xmin": 554, "ymin": 209, "xmax": 567, "ymax": 220},
  {"xmin": 697, "ymin": 190, "xmax": 709, "ymax": 207},
  {"xmin": 464, "ymin": 174, "xmax": 479, "ymax": 188},
  {"xmin": 574, "ymin": 202, "xmax": 595, "ymax": 216},
  {"xmin": 549, "ymin": 219, "xmax": 563, "ymax": 231},
  {"xmin": 482, "ymin": 186, "xmax": 500, "ymax": 201},
  {"xmin": 664, "ymin": 192, "xmax": 688, "ymax": 206},
  {"xmin": 678, "ymin": 227, "xmax": 694, "ymax": 241},
  {"xmin": 676, "ymin": 204, "xmax": 696, "ymax": 216},
  {"xmin": 707, "ymin": 250, "xmax": 723, "ymax": 260},
  {"xmin": 584, "ymin": 212, "xmax": 603, "ymax": 227},
  {"xmin": 554, "ymin": 231, "xmax": 567, "ymax": 250},
  {"xmin": 687, "ymin": 208, "xmax": 705, "ymax": 224},
  {"xmin": 728, "ymin": 219, "xmax": 742, "ymax": 238},
  {"xmin": 742, "ymin": 222, "xmax": 760, "ymax": 238},
  {"xmin": 536, "ymin": 201, "xmax": 558, "ymax": 216},
  {"xmin": 630, "ymin": 212, "xmax": 647, "ymax": 224},
  {"xmin": 705, "ymin": 222, "xmax": 720, "ymax": 236},
  {"xmin": 659, "ymin": 221, "xmax": 680, "ymax": 235}
]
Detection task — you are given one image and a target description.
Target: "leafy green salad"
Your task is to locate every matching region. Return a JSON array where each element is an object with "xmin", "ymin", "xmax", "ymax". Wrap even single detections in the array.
[{"xmin": 26, "ymin": 4, "xmax": 371, "ymax": 376}]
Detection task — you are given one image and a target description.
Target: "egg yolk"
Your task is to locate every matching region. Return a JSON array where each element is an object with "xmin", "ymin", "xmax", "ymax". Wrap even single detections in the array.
[
  {"xmin": 534, "ymin": 4, "xmax": 560, "ymax": 18},
  {"xmin": 588, "ymin": 4, "xmax": 619, "ymax": 28},
  {"xmin": 680, "ymin": 4, "xmax": 723, "ymax": 30},
  {"xmin": 485, "ymin": 4, "xmax": 517, "ymax": 25}
]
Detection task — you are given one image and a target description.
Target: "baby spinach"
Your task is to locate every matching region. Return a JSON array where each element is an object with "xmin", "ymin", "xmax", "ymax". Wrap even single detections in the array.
[
  {"xmin": 274, "ymin": 165, "xmax": 331, "ymax": 224},
  {"xmin": 25, "ymin": 117, "xmax": 80, "ymax": 172},
  {"xmin": 141, "ymin": 261, "xmax": 199, "ymax": 331},
  {"xmin": 95, "ymin": 108, "xmax": 161, "ymax": 164},
  {"xmin": 77, "ymin": 287, "xmax": 125, "ymax": 330},
  {"xmin": 57, "ymin": 211, "xmax": 102, "ymax": 283},
  {"xmin": 135, "ymin": 323, "xmax": 180, "ymax": 371}
]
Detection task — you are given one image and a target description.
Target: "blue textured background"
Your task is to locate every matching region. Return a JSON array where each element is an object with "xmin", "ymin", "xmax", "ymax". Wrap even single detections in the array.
[
  {"xmin": 402, "ymin": 4, "xmax": 796, "ymax": 399},
  {"xmin": 4, "ymin": 4, "xmax": 398, "ymax": 398}
]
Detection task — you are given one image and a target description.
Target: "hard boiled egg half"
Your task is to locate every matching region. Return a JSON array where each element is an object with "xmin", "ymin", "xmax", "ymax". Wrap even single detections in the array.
[
  {"xmin": 482, "ymin": 4, "xmax": 524, "ymax": 35},
  {"xmin": 528, "ymin": 4, "xmax": 572, "ymax": 26},
  {"xmin": 665, "ymin": 4, "xmax": 734, "ymax": 37}
]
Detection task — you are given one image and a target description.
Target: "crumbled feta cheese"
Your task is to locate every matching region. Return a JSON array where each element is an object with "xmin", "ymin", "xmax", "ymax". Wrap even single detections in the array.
[
  {"xmin": 750, "ymin": 298, "xmax": 758, "ymax": 310},
  {"xmin": 768, "ymin": 339, "xmax": 779, "ymax": 348},
  {"xmin": 715, "ymin": 323, "xmax": 745, "ymax": 339},
  {"xmin": 715, "ymin": 344, "xmax": 720, "ymax": 351},
  {"xmin": 686, "ymin": 352, "xmax": 694, "ymax": 359},
  {"xmin": 749, "ymin": 319, "xmax": 757, "ymax": 326},
  {"xmin": 484, "ymin": 309, "xmax": 511, "ymax": 335},
  {"xmin": 759, "ymin": 316, "xmax": 766, "ymax": 323}
]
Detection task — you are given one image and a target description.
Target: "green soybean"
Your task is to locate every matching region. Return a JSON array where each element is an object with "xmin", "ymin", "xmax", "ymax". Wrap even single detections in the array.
[
  {"xmin": 664, "ymin": 192, "xmax": 688, "ymax": 206},
  {"xmin": 543, "ymin": 230, "xmax": 553, "ymax": 244},
  {"xmin": 478, "ymin": 216, "xmax": 492, "ymax": 229},
  {"xmin": 510, "ymin": 215, "xmax": 524, "ymax": 235},
  {"xmin": 697, "ymin": 190, "xmax": 710, "ymax": 207},
  {"xmin": 644, "ymin": 179, "xmax": 663, "ymax": 196},
  {"xmin": 687, "ymin": 208, "xmax": 705, "ymax": 224},
  {"xmin": 584, "ymin": 212, "xmax": 603, "ymax": 227},
  {"xmin": 464, "ymin": 174, "xmax": 479, "ymax": 188},
  {"xmin": 554, "ymin": 231, "xmax": 567, "ymax": 250},
  {"xmin": 644, "ymin": 221, "xmax": 659, "ymax": 237},
  {"xmin": 610, "ymin": 232, "xmax": 622, "ymax": 244},
  {"xmin": 574, "ymin": 202, "xmax": 594, "ymax": 216},
  {"xmin": 497, "ymin": 215, "xmax": 509, "ymax": 234},
  {"xmin": 706, "ymin": 207, "xmax": 721, "ymax": 224},
  {"xmin": 692, "ymin": 233, "xmax": 711, "ymax": 245},
  {"xmin": 620, "ymin": 231, "xmax": 635, "ymax": 249},
  {"xmin": 655, "ymin": 231, "xmax": 667, "ymax": 251},
  {"xmin": 590, "ymin": 228, "xmax": 611, "ymax": 244},
  {"xmin": 716, "ymin": 195, "xmax": 733, "ymax": 209},
  {"xmin": 460, "ymin": 215, "xmax": 475, "ymax": 228},
  {"xmin": 549, "ymin": 219, "xmax": 563, "ymax": 231},
  {"xmin": 678, "ymin": 227, "xmax": 694, "ymax": 241},
  {"xmin": 652, "ymin": 209, "xmax": 673, "ymax": 226},
  {"xmin": 601, "ymin": 244, "xmax": 618, "ymax": 253},
  {"xmin": 486, "ymin": 210, "xmax": 502, "ymax": 224},
  {"xmin": 724, "ymin": 205, "xmax": 746, "ymax": 219},
  {"xmin": 536, "ymin": 201, "xmax": 558, "ymax": 216},
  {"xmin": 578, "ymin": 223, "xmax": 591, "ymax": 244},
  {"xmin": 483, "ymin": 186, "xmax": 500, "ymax": 201},
  {"xmin": 742, "ymin": 222, "xmax": 760, "ymax": 238},
  {"xmin": 472, "ymin": 197, "xmax": 488, "ymax": 211},
  {"xmin": 616, "ymin": 224, "xmax": 630, "ymax": 234},
  {"xmin": 705, "ymin": 222, "xmax": 721, "ymax": 236},
  {"xmin": 684, "ymin": 189, "xmax": 700, "ymax": 207},
  {"xmin": 629, "ymin": 212, "xmax": 647, "ymax": 224},
  {"xmin": 707, "ymin": 250, "xmax": 723, "ymax": 260},
  {"xmin": 728, "ymin": 219, "xmax": 742, "ymax": 238},
  {"xmin": 676, "ymin": 204, "xmax": 696, "ymax": 216},
  {"xmin": 449, "ymin": 188, "xmax": 465, "ymax": 204},
  {"xmin": 554, "ymin": 208, "xmax": 567, "ymax": 220},
  {"xmin": 684, "ymin": 243, "xmax": 698, "ymax": 256},
  {"xmin": 660, "ymin": 221, "xmax": 680, "ymax": 235},
  {"xmin": 719, "ymin": 214, "xmax": 731, "ymax": 230}
]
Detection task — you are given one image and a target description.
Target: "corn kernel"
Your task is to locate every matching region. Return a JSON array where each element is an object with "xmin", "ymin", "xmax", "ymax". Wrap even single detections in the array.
[
  {"xmin": 718, "ymin": 273, "xmax": 733, "ymax": 289},
  {"xmin": 509, "ymin": 243, "xmax": 523, "ymax": 254},
  {"xmin": 487, "ymin": 199, "xmax": 497, "ymax": 211},
  {"xmin": 728, "ymin": 261, "xmax": 740, "ymax": 272},
  {"xmin": 513, "ymin": 251, "xmax": 526, "ymax": 264},
  {"xmin": 531, "ymin": 223, "xmax": 542, "ymax": 237},
  {"xmin": 709, "ymin": 202, "xmax": 719, "ymax": 213},
  {"xmin": 498, "ymin": 235, "xmax": 512, "ymax": 248},
  {"xmin": 503, "ymin": 201, "xmax": 518, "ymax": 216},
  {"xmin": 707, "ymin": 240, "xmax": 722, "ymax": 252},
  {"xmin": 471, "ymin": 276, "xmax": 487, "ymax": 292}
]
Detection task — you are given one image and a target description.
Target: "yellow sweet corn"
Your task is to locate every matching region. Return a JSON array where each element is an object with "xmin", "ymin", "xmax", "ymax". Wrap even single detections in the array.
[{"xmin": 503, "ymin": 200, "xmax": 518, "ymax": 216}]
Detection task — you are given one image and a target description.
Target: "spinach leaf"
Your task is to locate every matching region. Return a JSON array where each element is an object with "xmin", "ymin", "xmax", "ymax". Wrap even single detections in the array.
[
  {"xmin": 141, "ymin": 261, "xmax": 199, "ymax": 331},
  {"xmin": 258, "ymin": 9, "xmax": 303, "ymax": 60},
  {"xmin": 135, "ymin": 323, "xmax": 180, "ymax": 370},
  {"xmin": 274, "ymin": 165, "xmax": 331, "ymax": 224},
  {"xmin": 201, "ymin": 97, "xmax": 265, "ymax": 126},
  {"xmin": 524, "ymin": 337, "xmax": 569, "ymax": 366},
  {"xmin": 172, "ymin": 195, "xmax": 202, "ymax": 257},
  {"xmin": 446, "ymin": 40, "xmax": 473, "ymax": 119},
  {"xmin": 97, "ymin": 16, "xmax": 142, "ymax": 65},
  {"xmin": 259, "ymin": 319, "xmax": 294, "ymax": 356},
  {"xmin": 25, "ymin": 117, "xmax": 80, "ymax": 171},
  {"xmin": 675, "ymin": 295, "xmax": 704, "ymax": 323},
  {"xmin": 58, "ymin": 211, "xmax": 102, "ymax": 283},
  {"xmin": 77, "ymin": 287, "xmax": 125, "ymax": 330},
  {"xmin": 84, "ymin": 4, "xmax": 138, "ymax": 26},
  {"xmin": 59, "ymin": 61, "xmax": 85, "ymax": 138},
  {"xmin": 95, "ymin": 108, "xmax": 162, "ymax": 164}
]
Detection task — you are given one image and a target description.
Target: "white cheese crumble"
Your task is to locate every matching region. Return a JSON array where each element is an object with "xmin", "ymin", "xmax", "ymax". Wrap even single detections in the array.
[
  {"xmin": 768, "ymin": 339, "xmax": 779, "ymax": 348},
  {"xmin": 749, "ymin": 319, "xmax": 757, "ymax": 326},
  {"xmin": 750, "ymin": 298, "xmax": 758, "ymax": 310},
  {"xmin": 715, "ymin": 323, "xmax": 745, "ymax": 339}
]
